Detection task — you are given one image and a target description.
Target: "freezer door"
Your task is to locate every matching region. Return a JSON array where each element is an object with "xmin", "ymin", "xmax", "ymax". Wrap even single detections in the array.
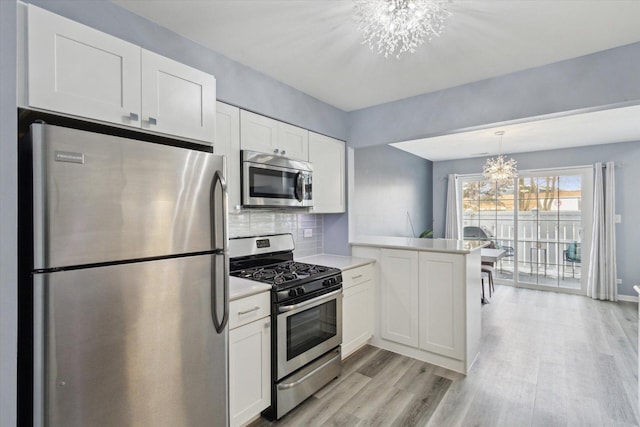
[
  {"xmin": 31, "ymin": 123, "xmax": 226, "ymax": 269},
  {"xmin": 33, "ymin": 254, "xmax": 228, "ymax": 427}
]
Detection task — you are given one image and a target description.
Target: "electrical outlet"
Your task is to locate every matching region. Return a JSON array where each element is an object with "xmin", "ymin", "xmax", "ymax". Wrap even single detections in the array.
[
  {"xmin": 616, "ymin": 278, "xmax": 622, "ymax": 284},
  {"xmin": 304, "ymin": 228, "xmax": 313, "ymax": 238},
  {"xmin": 615, "ymin": 214, "xmax": 622, "ymax": 224}
]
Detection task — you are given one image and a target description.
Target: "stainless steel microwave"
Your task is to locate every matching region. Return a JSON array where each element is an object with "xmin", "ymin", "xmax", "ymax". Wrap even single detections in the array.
[{"xmin": 241, "ymin": 150, "xmax": 313, "ymax": 208}]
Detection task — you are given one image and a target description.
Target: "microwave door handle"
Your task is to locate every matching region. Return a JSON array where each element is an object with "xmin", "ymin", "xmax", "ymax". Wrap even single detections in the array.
[{"xmin": 295, "ymin": 172, "xmax": 304, "ymax": 202}]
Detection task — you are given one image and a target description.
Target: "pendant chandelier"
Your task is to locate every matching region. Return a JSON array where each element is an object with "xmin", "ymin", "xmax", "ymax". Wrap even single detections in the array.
[
  {"xmin": 482, "ymin": 131, "xmax": 518, "ymax": 184},
  {"xmin": 353, "ymin": 0, "xmax": 452, "ymax": 59}
]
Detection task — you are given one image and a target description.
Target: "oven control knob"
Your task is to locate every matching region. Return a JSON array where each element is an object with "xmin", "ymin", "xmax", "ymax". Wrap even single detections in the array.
[
  {"xmin": 289, "ymin": 289, "xmax": 297, "ymax": 297},
  {"xmin": 296, "ymin": 287, "xmax": 305, "ymax": 296}
]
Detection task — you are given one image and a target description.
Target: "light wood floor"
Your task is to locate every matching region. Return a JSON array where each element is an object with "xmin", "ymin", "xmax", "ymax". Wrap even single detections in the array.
[{"xmin": 251, "ymin": 285, "xmax": 639, "ymax": 426}]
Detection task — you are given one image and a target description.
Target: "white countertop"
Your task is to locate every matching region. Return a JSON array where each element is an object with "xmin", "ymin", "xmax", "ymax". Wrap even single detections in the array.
[
  {"xmin": 350, "ymin": 236, "xmax": 489, "ymax": 254},
  {"xmin": 229, "ymin": 276, "xmax": 271, "ymax": 301},
  {"xmin": 297, "ymin": 254, "xmax": 375, "ymax": 271}
]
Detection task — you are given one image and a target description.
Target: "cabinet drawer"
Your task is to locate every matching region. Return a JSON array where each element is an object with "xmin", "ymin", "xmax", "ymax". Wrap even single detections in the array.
[
  {"xmin": 342, "ymin": 263, "xmax": 373, "ymax": 289},
  {"xmin": 229, "ymin": 292, "xmax": 270, "ymax": 330}
]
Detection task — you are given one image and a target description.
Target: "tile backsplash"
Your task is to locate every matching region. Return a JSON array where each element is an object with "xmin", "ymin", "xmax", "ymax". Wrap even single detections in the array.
[{"xmin": 229, "ymin": 210, "xmax": 323, "ymax": 258}]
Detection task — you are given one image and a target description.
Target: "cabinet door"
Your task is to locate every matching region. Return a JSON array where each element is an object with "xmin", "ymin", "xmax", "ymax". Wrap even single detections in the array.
[
  {"xmin": 229, "ymin": 319, "xmax": 271, "ymax": 427},
  {"xmin": 380, "ymin": 249, "xmax": 419, "ymax": 347},
  {"xmin": 141, "ymin": 50, "xmax": 216, "ymax": 143},
  {"xmin": 277, "ymin": 122, "xmax": 309, "ymax": 161},
  {"xmin": 309, "ymin": 133, "xmax": 345, "ymax": 213},
  {"xmin": 27, "ymin": 4, "xmax": 141, "ymax": 127},
  {"xmin": 216, "ymin": 102, "xmax": 241, "ymax": 211},
  {"xmin": 418, "ymin": 252, "xmax": 464, "ymax": 360},
  {"xmin": 342, "ymin": 280, "xmax": 373, "ymax": 358},
  {"xmin": 240, "ymin": 110, "xmax": 279, "ymax": 154}
]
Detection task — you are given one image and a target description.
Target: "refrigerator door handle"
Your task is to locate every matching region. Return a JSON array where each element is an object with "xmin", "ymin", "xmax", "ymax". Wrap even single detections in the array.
[
  {"xmin": 211, "ymin": 170, "xmax": 229, "ymax": 333},
  {"xmin": 211, "ymin": 252, "xmax": 229, "ymax": 334}
]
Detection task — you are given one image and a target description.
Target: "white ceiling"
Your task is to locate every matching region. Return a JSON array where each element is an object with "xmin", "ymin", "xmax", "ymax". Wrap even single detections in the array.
[
  {"xmin": 113, "ymin": 0, "xmax": 640, "ymax": 158},
  {"xmin": 114, "ymin": 0, "xmax": 640, "ymax": 112},
  {"xmin": 390, "ymin": 103, "xmax": 640, "ymax": 161}
]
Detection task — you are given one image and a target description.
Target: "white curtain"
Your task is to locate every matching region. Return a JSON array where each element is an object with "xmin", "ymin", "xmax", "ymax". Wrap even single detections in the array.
[
  {"xmin": 444, "ymin": 174, "xmax": 460, "ymax": 239},
  {"xmin": 587, "ymin": 161, "xmax": 617, "ymax": 301}
]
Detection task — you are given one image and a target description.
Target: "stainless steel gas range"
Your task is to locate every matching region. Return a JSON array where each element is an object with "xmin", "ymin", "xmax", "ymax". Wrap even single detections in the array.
[{"xmin": 229, "ymin": 234, "xmax": 342, "ymax": 420}]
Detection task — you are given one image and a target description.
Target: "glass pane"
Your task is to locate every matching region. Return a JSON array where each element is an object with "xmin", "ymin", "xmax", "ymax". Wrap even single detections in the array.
[
  {"xmin": 558, "ymin": 175, "xmax": 582, "ymax": 193},
  {"xmin": 287, "ymin": 300, "xmax": 337, "ymax": 361},
  {"xmin": 249, "ymin": 167, "xmax": 297, "ymax": 199}
]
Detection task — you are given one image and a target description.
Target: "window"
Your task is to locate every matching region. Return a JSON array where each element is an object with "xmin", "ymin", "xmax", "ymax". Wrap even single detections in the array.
[{"xmin": 460, "ymin": 167, "xmax": 593, "ymax": 293}]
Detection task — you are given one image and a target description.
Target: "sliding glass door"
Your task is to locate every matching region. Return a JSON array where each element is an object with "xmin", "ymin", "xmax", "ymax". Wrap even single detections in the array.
[{"xmin": 461, "ymin": 167, "xmax": 592, "ymax": 294}]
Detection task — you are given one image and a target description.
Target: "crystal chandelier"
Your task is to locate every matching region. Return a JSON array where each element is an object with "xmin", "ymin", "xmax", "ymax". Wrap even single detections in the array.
[
  {"xmin": 482, "ymin": 131, "xmax": 518, "ymax": 184},
  {"xmin": 353, "ymin": 0, "xmax": 452, "ymax": 59}
]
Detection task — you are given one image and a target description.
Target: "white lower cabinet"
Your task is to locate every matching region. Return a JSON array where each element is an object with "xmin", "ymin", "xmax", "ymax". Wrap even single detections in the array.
[
  {"xmin": 229, "ymin": 292, "xmax": 271, "ymax": 427},
  {"xmin": 352, "ymin": 244, "xmax": 479, "ymax": 374},
  {"xmin": 379, "ymin": 249, "xmax": 420, "ymax": 347},
  {"xmin": 418, "ymin": 252, "xmax": 464, "ymax": 360},
  {"xmin": 341, "ymin": 263, "xmax": 374, "ymax": 358}
]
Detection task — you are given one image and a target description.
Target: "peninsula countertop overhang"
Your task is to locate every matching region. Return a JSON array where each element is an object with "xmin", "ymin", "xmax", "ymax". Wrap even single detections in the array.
[{"xmin": 350, "ymin": 236, "xmax": 490, "ymax": 254}]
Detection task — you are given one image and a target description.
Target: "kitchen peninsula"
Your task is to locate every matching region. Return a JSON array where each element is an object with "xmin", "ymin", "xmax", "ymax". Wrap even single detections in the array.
[{"xmin": 351, "ymin": 237, "xmax": 488, "ymax": 374}]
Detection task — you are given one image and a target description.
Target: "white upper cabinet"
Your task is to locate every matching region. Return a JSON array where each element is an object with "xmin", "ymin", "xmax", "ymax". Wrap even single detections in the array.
[
  {"xmin": 240, "ymin": 110, "xmax": 309, "ymax": 161},
  {"xmin": 277, "ymin": 122, "xmax": 309, "ymax": 161},
  {"xmin": 215, "ymin": 102, "xmax": 241, "ymax": 211},
  {"xmin": 140, "ymin": 50, "xmax": 216, "ymax": 142},
  {"xmin": 23, "ymin": 5, "xmax": 216, "ymax": 144},
  {"xmin": 309, "ymin": 132, "xmax": 345, "ymax": 213},
  {"xmin": 240, "ymin": 110, "xmax": 278, "ymax": 153},
  {"xmin": 26, "ymin": 4, "xmax": 141, "ymax": 127}
]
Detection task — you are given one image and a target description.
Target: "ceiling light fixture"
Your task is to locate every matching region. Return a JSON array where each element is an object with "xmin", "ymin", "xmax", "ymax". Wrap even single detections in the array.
[
  {"xmin": 482, "ymin": 131, "xmax": 518, "ymax": 184},
  {"xmin": 353, "ymin": 0, "xmax": 452, "ymax": 59}
]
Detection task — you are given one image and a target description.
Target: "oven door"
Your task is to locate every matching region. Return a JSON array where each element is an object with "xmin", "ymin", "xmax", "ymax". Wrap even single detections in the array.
[
  {"xmin": 276, "ymin": 289, "xmax": 342, "ymax": 380},
  {"xmin": 242, "ymin": 161, "xmax": 313, "ymax": 208}
]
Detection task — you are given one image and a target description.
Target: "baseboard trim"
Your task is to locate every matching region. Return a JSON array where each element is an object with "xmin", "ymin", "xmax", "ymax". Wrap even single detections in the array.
[{"xmin": 617, "ymin": 294, "xmax": 638, "ymax": 303}]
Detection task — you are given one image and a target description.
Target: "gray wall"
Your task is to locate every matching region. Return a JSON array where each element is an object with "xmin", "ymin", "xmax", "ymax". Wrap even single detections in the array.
[
  {"xmin": 352, "ymin": 145, "xmax": 433, "ymax": 239},
  {"xmin": 0, "ymin": 0, "xmax": 17, "ymax": 424},
  {"xmin": 326, "ymin": 41, "xmax": 640, "ymax": 256},
  {"xmin": 348, "ymin": 41, "xmax": 640, "ymax": 147},
  {"xmin": 433, "ymin": 141, "xmax": 640, "ymax": 296}
]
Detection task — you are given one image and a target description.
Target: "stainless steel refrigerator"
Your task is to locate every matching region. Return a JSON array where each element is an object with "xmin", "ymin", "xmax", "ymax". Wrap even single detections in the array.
[{"xmin": 25, "ymin": 123, "xmax": 229, "ymax": 426}]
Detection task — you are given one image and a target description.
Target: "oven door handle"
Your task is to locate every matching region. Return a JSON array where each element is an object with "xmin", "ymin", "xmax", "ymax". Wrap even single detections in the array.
[{"xmin": 277, "ymin": 289, "xmax": 341, "ymax": 314}]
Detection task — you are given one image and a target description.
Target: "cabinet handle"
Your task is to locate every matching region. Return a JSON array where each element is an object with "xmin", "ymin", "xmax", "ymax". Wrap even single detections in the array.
[
  {"xmin": 238, "ymin": 306, "xmax": 260, "ymax": 315},
  {"xmin": 128, "ymin": 112, "xmax": 139, "ymax": 121},
  {"xmin": 281, "ymin": 150, "xmax": 286, "ymax": 155},
  {"xmin": 264, "ymin": 322, "xmax": 270, "ymax": 329},
  {"xmin": 273, "ymin": 148, "xmax": 279, "ymax": 154},
  {"xmin": 352, "ymin": 274, "xmax": 363, "ymax": 280},
  {"xmin": 148, "ymin": 117, "xmax": 157, "ymax": 126}
]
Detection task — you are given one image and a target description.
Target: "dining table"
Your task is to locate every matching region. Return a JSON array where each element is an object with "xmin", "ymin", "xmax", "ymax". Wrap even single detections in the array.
[{"xmin": 481, "ymin": 247, "xmax": 507, "ymax": 264}]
